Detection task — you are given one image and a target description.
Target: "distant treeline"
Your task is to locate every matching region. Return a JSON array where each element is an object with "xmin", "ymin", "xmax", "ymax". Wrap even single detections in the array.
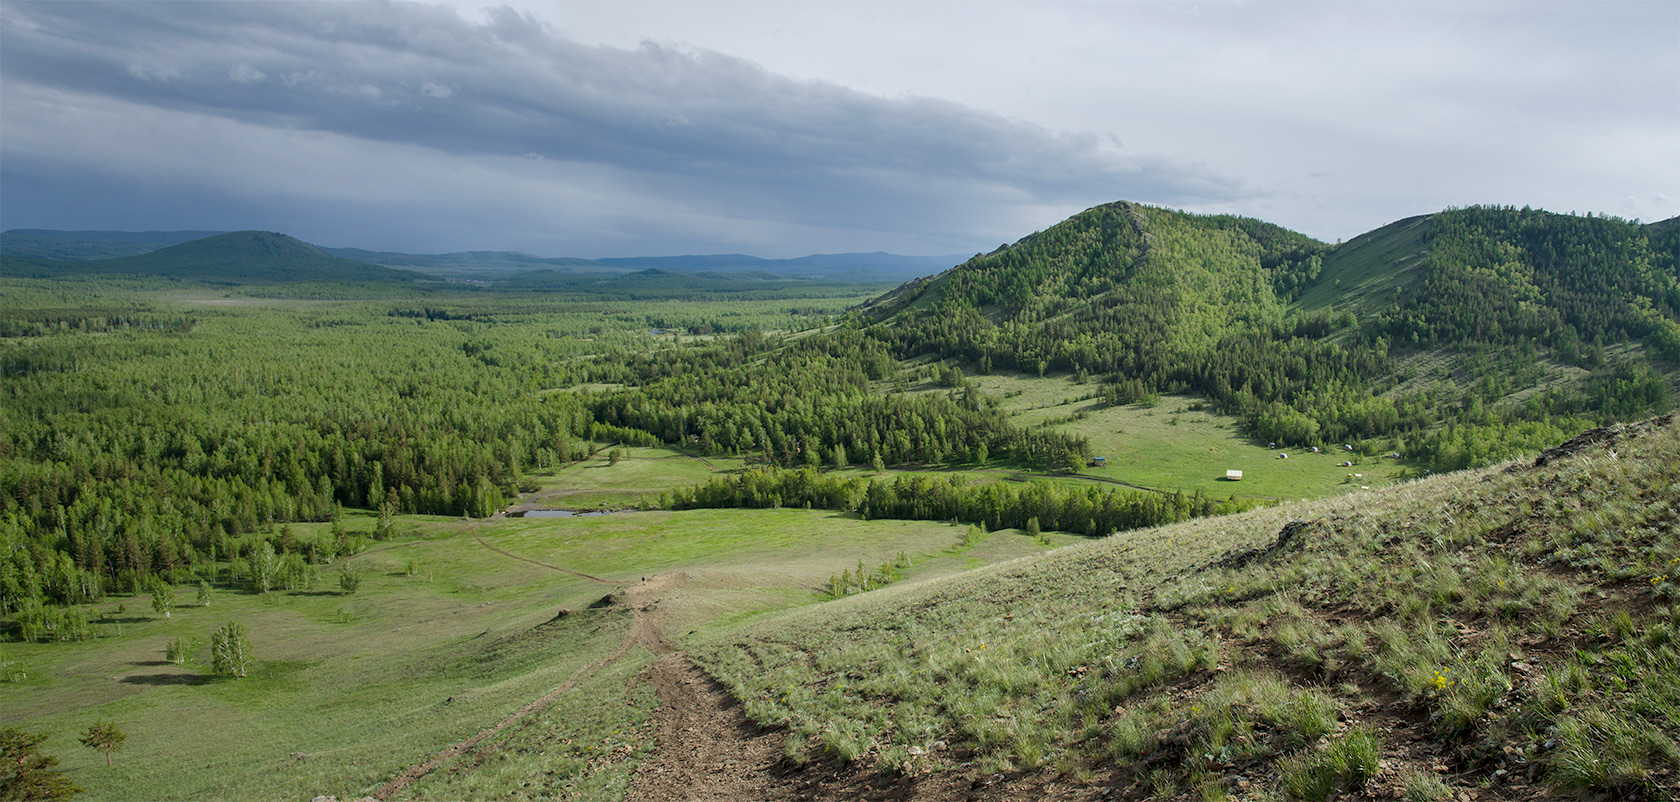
[{"xmin": 666, "ymin": 467, "xmax": 1245, "ymax": 536}]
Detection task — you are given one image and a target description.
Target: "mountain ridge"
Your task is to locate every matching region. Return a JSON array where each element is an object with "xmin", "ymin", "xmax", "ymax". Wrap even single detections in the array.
[
  {"xmin": 3, "ymin": 228, "xmax": 962, "ymax": 282},
  {"xmin": 3, "ymin": 231, "xmax": 426, "ymax": 284}
]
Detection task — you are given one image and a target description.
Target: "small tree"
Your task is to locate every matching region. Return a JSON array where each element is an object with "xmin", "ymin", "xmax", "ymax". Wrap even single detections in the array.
[
  {"xmin": 607, "ymin": 448, "xmax": 621, "ymax": 466},
  {"xmin": 164, "ymin": 636, "xmax": 190, "ymax": 665},
  {"xmin": 1, "ymin": 728, "xmax": 81, "ymax": 800},
  {"xmin": 149, "ymin": 579, "xmax": 174, "ymax": 619},
  {"xmin": 196, "ymin": 579, "xmax": 212, "ymax": 607},
  {"xmin": 210, "ymin": 621, "xmax": 252, "ymax": 678},
  {"xmin": 338, "ymin": 564, "xmax": 363, "ymax": 595},
  {"xmin": 871, "ymin": 451, "xmax": 886, "ymax": 474},
  {"xmin": 374, "ymin": 501, "xmax": 395, "ymax": 541},
  {"xmin": 1025, "ymin": 516, "xmax": 1042, "ymax": 541},
  {"xmin": 79, "ymin": 721, "xmax": 125, "ymax": 766},
  {"xmin": 251, "ymin": 542, "xmax": 279, "ymax": 594}
]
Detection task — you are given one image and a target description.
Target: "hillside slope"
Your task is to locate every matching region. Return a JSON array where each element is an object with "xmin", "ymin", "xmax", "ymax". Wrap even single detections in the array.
[
  {"xmin": 4, "ymin": 231, "xmax": 424, "ymax": 284},
  {"xmin": 866, "ymin": 202, "xmax": 1678, "ymax": 471},
  {"xmin": 696, "ymin": 413, "xmax": 1680, "ymax": 801}
]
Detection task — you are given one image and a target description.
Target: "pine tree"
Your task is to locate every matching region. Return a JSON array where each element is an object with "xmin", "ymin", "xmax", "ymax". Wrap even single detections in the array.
[
  {"xmin": 1, "ymin": 728, "xmax": 81, "ymax": 800},
  {"xmin": 79, "ymin": 721, "xmax": 125, "ymax": 766}
]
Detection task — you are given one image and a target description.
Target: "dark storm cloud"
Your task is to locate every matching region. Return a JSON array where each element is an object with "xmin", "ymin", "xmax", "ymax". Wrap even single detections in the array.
[{"xmin": 0, "ymin": 1, "xmax": 1248, "ymax": 253}]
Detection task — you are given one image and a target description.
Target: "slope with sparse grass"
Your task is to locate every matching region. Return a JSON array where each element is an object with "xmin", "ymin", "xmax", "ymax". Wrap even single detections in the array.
[{"xmin": 694, "ymin": 413, "xmax": 1680, "ymax": 801}]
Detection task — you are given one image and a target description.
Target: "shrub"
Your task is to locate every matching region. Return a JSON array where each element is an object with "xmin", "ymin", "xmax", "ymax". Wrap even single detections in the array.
[
  {"xmin": 210, "ymin": 621, "xmax": 252, "ymax": 678},
  {"xmin": 338, "ymin": 563, "xmax": 364, "ymax": 595},
  {"xmin": 165, "ymin": 636, "xmax": 191, "ymax": 665}
]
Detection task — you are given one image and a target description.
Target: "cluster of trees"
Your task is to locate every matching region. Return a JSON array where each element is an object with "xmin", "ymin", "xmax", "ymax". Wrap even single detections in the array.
[
  {"xmin": 666, "ymin": 467, "xmax": 1243, "ymax": 536},
  {"xmin": 586, "ymin": 328, "xmax": 1089, "ymax": 471}
]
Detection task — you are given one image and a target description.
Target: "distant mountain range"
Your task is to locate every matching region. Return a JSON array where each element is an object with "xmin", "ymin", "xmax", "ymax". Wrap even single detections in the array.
[
  {"xmin": 2, "ymin": 231, "xmax": 425, "ymax": 284},
  {"xmin": 0, "ymin": 228, "xmax": 964, "ymax": 283}
]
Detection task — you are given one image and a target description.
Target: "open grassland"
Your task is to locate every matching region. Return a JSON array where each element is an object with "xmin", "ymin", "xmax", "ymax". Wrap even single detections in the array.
[
  {"xmin": 518, "ymin": 446, "xmax": 748, "ymax": 511},
  {"xmin": 480, "ymin": 508, "xmax": 1066, "ymax": 643},
  {"xmin": 698, "ymin": 414, "xmax": 1680, "ymax": 801},
  {"xmin": 955, "ymin": 372, "xmax": 1408, "ymax": 500},
  {"xmin": 1, "ymin": 501, "xmax": 1055, "ymax": 801},
  {"xmin": 0, "ymin": 517, "xmax": 628, "ymax": 802}
]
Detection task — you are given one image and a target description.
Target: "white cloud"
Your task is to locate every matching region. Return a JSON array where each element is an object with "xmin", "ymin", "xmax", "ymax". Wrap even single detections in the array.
[
  {"xmin": 125, "ymin": 62, "xmax": 178, "ymax": 82},
  {"xmin": 227, "ymin": 64, "xmax": 266, "ymax": 84}
]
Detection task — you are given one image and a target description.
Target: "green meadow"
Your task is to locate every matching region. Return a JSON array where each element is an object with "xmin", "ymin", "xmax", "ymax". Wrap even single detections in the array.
[
  {"xmin": 926, "ymin": 371, "xmax": 1409, "ymax": 501},
  {"xmin": 518, "ymin": 446, "xmax": 748, "ymax": 512},
  {"xmin": 1, "ymin": 470, "xmax": 1063, "ymax": 801}
]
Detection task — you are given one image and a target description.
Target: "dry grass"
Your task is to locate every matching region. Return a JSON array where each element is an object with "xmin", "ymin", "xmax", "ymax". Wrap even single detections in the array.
[{"xmin": 695, "ymin": 415, "xmax": 1680, "ymax": 800}]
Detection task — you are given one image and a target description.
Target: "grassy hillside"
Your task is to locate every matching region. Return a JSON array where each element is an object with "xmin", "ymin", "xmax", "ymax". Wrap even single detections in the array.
[
  {"xmin": 3, "ymin": 231, "xmax": 425, "ymax": 284},
  {"xmin": 867, "ymin": 203, "xmax": 1678, "ymax": 473},
  {"xmin": 697, "ymin": 413, "xmax": 1680, "ymax": 801},
  {"xmin": 1294, "ymin": 214, "xmax": 1429, "ymax": 312},
  {"xmin": 0, "ymin": 499, "xmax": 1061, "ymax": 801}
]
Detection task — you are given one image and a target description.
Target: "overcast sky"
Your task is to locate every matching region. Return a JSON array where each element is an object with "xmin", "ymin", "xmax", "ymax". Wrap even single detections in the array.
[{"xmin": 2, "ymin": 1, "xmax": 1675, "ymax": 258}]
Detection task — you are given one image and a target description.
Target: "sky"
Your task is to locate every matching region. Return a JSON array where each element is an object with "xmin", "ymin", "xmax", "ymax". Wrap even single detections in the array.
[{"xmin": 1, "ymin": 1, "xmax": 1675, "ymax": 259}]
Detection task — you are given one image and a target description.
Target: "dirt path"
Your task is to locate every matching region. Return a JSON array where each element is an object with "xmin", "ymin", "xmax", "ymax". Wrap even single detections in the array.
[
  {"xmin": 622, "ymin": 656, "xmax": 787, "ymax": 802},
  {"xmin": 457, "ymin": 536, "xmax": 788, "ymax": 800}
]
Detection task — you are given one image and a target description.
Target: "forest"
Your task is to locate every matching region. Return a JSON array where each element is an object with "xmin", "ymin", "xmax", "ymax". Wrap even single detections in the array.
[{"xmin": 3, "ymin": 202, "xmax": 1677, "ymax": 629}]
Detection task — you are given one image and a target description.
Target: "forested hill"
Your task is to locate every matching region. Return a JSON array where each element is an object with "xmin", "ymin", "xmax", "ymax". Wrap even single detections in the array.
[
  {"xmin": 867, "ymin": 202, "xmax": 1680, "ymax": 470},
  {"xmin": 2, "ymin": 231, "xmax": 425, "ymax": 284}
]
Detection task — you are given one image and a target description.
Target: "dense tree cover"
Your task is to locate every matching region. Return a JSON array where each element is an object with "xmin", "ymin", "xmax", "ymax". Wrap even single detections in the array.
[
  {"xmin": 585, "ymin": 327, "xmax": 1089, "ymax": 471},
  {"xmin": 1, "ymin": 287, "xmax": 611, "ymax": 611},
  {"xmin": 867, "ymin": 203, "xmax": 1678, "ymax": 469},
  {"xmin": 666, "ymin": 467, "xmax": 1241, "ymax": 536},
  {"xmin": 1375, "ymin": 206, "xmax": 1680, "ymax": 362},
  {"xmin": 0, "ymin": 280, "xmax": 973, "ymax": 623}
]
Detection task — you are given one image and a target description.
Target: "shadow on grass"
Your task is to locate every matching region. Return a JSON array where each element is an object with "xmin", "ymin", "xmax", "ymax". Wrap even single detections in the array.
[{"xmin": 121, "ymin": 671, "xmax": 215, "ymax": 686}]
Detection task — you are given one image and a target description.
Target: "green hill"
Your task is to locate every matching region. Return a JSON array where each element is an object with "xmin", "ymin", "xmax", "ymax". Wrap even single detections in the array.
[
  {"xmin": 867, "ymin": 202, "xmax": 1679, "ymax": 471},
  {"xmin": 3, "ymin": 231, "xmax": 425, "ymax": 284}
]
